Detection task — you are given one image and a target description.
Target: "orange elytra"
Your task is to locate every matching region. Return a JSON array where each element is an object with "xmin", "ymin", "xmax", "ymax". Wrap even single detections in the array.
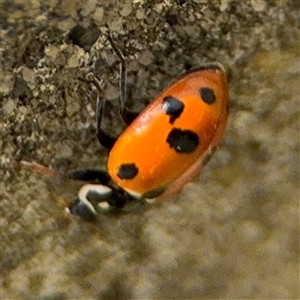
[{"xmin": 108, "ymin": 64, "xmax": 229, "ymax": 199}]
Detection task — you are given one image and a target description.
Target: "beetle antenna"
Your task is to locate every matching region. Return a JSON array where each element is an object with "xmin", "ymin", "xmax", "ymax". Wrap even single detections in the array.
[{"xmin": 14, "ymin": 160, "xmax": 61, "ymax": 177}]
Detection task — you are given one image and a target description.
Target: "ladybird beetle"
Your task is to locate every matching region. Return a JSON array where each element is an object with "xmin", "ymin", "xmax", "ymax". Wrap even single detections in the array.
[{"xmin": 19, "ymin": 34, "xmax": 229, "ymax": 221}]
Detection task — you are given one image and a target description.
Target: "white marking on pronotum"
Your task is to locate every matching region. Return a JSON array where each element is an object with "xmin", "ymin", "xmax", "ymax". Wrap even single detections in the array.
[{"xmin": 78, "ymin": 184, "xmax": 112, "ymax": 213}]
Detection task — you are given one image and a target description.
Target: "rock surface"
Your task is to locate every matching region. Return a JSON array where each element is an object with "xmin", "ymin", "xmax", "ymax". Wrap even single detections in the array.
[{"xmin": 1, "ymin": 0, "xmax": 299, "ymax": 299}]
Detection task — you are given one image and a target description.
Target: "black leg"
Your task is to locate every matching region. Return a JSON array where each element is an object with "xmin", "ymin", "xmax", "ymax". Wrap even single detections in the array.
[
  {"xmin": 68, "ymin": 168, "xmax": 111, "ymax": 184},
  {"xmin": 86, "ymin": 73, "xmax": 117, "ymax": 150},
  {"xmin": 121, "ymin": 108, "xmax": 140, "ymax": 126},
  {"xmin": 86, "ymin": 32, "xmax": 141, "ymax": 150},
  {"xmin": 106, "ymin": 31, "xmax": 127, "ymax": 115},
  {"xmin": 107, "ymin": 31, "xmax": 140, "ymax": 126}
]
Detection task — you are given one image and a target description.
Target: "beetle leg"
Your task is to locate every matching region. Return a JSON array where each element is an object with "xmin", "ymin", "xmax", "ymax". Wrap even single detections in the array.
[
  {"xmin": 107, "ymin": 31, "xmax": 140, "ymax": 126},
  {"xmin": 67, "ymin": 168, "xmax": 111, "ymax": 185},
  {"xmin": 86, "ymin": 31, "xmax": 141, "ymax": 150},
  {"xmin": 86, "ymin": 73, "xmax": 117, "ymax": 150}
]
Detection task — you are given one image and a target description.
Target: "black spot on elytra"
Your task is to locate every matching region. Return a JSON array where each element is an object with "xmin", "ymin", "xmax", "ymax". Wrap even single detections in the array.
[
  {"xmin": 162, "ymin": 96, "xmax": 185, "ymax": 124},
  {"xmin": 200, "ymin": 87, "xmax": 216, "ymax": 104},
  {"xmin": 117, "ymin": 163, "xmax": 139, "ymax": 180},
  {"xmin": 166, "ymin": 128, "xmax": 199, "ymax": 153}
]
